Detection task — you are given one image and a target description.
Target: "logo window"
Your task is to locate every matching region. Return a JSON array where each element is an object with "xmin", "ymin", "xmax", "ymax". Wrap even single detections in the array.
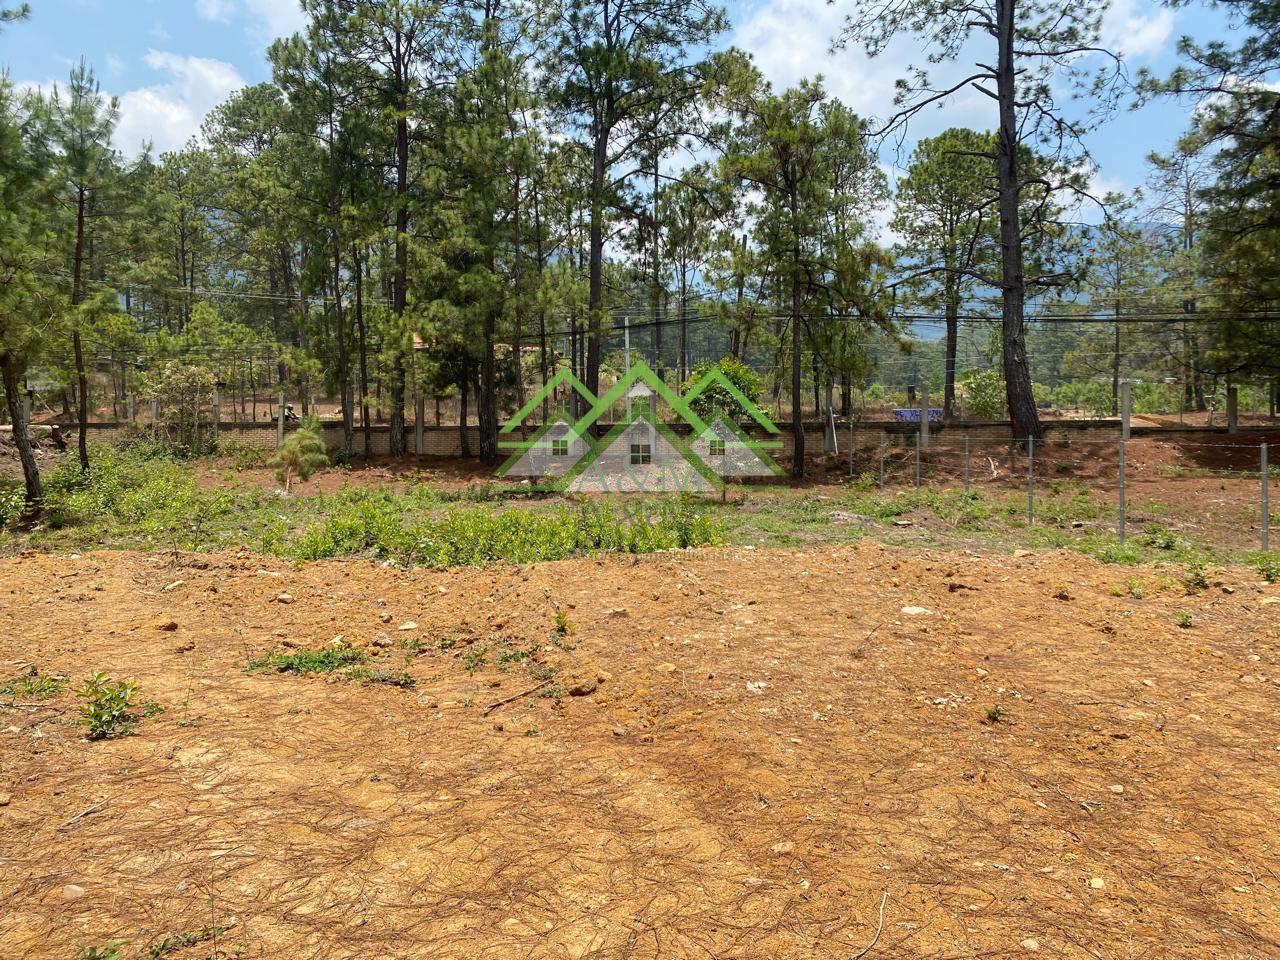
[
  {"xmin": 709, "ymin": 439, "xmax": 726, "ymax": 457},
  {"xmin": 629, "ymin": 442, "xmax": 652, "ymax": 465},
  {"xmin": 551, "ymin": 438, "xmax": 569, "ymax": 457}
]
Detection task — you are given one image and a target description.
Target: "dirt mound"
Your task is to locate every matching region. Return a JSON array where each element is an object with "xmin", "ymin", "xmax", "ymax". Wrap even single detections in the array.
[{"xmin": 2, "ymin": 545, "xmax": 1279, "ymax": 958}]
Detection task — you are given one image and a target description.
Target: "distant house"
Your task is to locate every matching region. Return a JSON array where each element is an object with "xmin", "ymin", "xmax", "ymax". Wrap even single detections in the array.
[
  {"xmin": 497, "ymin": 411, "xmax": 591, "ymax": 479},
  {"xmin": 564, "ymin": 408, "xmax": 720, "ymax": 493},
  {"xmin": 691, "ymin": 414, "xmax": 784, "ymax": 479}
]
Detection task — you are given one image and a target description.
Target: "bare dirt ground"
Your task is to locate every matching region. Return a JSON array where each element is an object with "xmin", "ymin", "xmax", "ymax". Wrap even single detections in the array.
[{"xmin": 3, "ymin": 545, "xmax": 1280, "ymax": 959}]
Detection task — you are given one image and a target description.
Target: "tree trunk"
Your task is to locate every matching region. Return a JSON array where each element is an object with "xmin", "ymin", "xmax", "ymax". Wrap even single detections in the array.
[
  {"xmin": 72, "ymin": 187, "xmax": 90, "ymax": 471},
  {"xmin": 995, "ymin": 0, "xmax": 1042, "ymax": 440},
  {"xmin": 389, "ymin": 100, "xmax": 410, "ymax": 456},
  {"xmin": 2, "ymin": 353, "xmax": 42, "ymax": 504},
  {"xmin": 332, "ymin": 239, "xmax": 353, "ymax": 455},
  {"xmin": 943, "ymin": 274, "xmax": 959, "ymax": 420},
  {"xmin": 353, "ymin": 243, "xmax": 372, "ymax": 457},
  {"xmin": 586, "ymin": 129, "xmax": 607, "ymax": 399}
]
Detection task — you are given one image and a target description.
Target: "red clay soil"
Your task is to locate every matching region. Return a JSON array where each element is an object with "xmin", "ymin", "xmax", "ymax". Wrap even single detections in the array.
[{"xmin": 2, "ymin": 545, "xmax": 1280, "ymax": 959}]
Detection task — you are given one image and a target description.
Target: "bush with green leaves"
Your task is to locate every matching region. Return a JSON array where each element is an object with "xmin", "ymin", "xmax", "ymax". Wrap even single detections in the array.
[
  {"xmin": 682, "ymin": 357, "xmax": 763, "ymax": 425},
  {"xmin": 78, "ymin": 673, "xmax": 141, "ymax": 740},
  {"xmin": 960, "ymin": 370, "xmax": 1006, "ymax": 420},
  {"xmin": 268, "ymin": 415, "xmax": 329, "ymax": 492}
]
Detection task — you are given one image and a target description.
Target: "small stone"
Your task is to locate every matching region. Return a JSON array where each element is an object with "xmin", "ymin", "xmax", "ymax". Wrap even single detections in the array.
[
  {"xmin": 1108, "ymin": 784, "xmax": 1125, "ymax": 795},
  {"xmin": 568, "ymin": 678, "xmax": 598, "ymax": 697},
  {"xmin": 380, "ymin": 612, "xmax": 392, "ymax": 624},
  {"xmin": 371, "ymin": 635, "xmax": 392, "ymax": 649},
  {"xmin": 275, "ymin": 592, "xmax": 294, "ymax": 604},
  {"xmin": 61, "ymin": 884, "xmax": 85, "ymax": 900},
  {"xmin": 0, "ymin": 791, "xmax": 11, "ymax": 806},
  {"xmin": 1089, "ymin": 877, "xmax": 1106, "ymax": 890},
  {"xmin": 1020, "ymin": 938, "xmax": 1040, "ymax": 952},
  {"xmin": 163, "ymin": 580, "xmax": 185, "ymax": 592},
  {"xmin": 975, "ymin": 668, "xmax": 990, "ymax": 678},
  {"xmin": 152, "ymin": 619, "xmax": 178, "ymax": 632},
  {"xmin": 608, "ymin": 607, "xmax": 628, "ymax": 618},
  {"xmin": 656, "ymin": 662, "xmax": 676, "ymax": 673},
  {"xmin": 612, "ymin": 725, "xmax": 627, "ymax": 737},
  {"xmin": 901, "ymin": 606, "xmax": 932, "ymax": 616},
  {"xmin": 771, "ymin": 841, "xmax": 795, "ymax": 854},
  {"xmin": 399, "ymin": 621, "xmax": 418, "ymax": 631}
]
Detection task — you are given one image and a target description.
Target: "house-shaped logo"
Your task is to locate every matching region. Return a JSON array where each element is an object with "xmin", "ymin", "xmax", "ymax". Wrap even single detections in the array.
[{"xmin": 497, "ymin": 360, "xmax": 783, "ymax": 492}]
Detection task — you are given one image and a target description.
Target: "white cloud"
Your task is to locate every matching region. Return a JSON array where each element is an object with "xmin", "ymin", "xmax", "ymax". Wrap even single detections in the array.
[
  {"xmin": 733, "ymin": 0, "xmax": 994, "ymax": 141},
  {"xmin": 114, "ymin": 51, "xmax": 245, "ymax": 155},
  {"xmin": 243, "ymin": 0, "xmax": 308, "ymax": 37},
  {"xmin": 196, "ymin": 0, "xmax": 237, "ymax": 23},
  {"xmin": 1102, "ymin": 0, "xmax": 1174, "ymax": 60}
]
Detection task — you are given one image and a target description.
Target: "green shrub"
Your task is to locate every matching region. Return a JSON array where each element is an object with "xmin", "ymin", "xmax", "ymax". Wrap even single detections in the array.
[
  {"xmin": 268, "ymin": 416, "xmax": 329, "ymax": 492},
  {"xmin": 77, "ymin": 673, "xmax": 141, "ymax": 740},
  {"xmin": 682, "ymin": 356, "xmax": 764, "ymax": 425}
]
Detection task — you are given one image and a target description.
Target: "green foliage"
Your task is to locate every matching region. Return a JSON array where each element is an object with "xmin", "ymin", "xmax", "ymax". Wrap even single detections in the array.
[
  {"xmin": 1183, "ymin": 562, "xmax": 1211, "ymax": 592},
  {"xmin": 1176, "ymin": 611, "xmax": 1193, "ymax": 629},
  {"xmin": 682, "ymin": 357, "xmax": 763, "ymax": 425},
  {"xmin": 144, "ymin": 926, "xmax": 232, "ymax": 960},
  {"xmin": 77, "ymin": 672, "xmax": 141, "ymax": 740},
  {"xmin": 984, "ymin": 704, "xmax": 1009, "ymax": 724},
  {"xmin": 961, "ymin": 370, "xmax": 1006, "ymax": 420},
  {"xmin": 1, "ymin": 667, "xmax": 68, "ymax": 699},
  {"xmin": 268, "ymin": 416, "xmax": 329, "ymax": 492},
  {"xmin": 0, "ymin": 480, "xmax": 24, "ymax": 529},
  {"xmin": 462, "ymin": 645, "xmax": 489, "ymax": 674},
  {"xmin": 246, "ymin": 644, "xmax": 367, "ymax": 676},
  {"xmin": 1250, "ymin": 553, "xmax": 1279, "ymax": 584},
  {"xmin": 78, "ymin": 945, "xmax": 126, "ymax": 960}
]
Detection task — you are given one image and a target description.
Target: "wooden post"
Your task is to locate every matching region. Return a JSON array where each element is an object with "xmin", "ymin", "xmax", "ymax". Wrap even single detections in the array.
[{"xmin": 1227, "ymin": 385, "xmax": 1239, "ymax": 434}]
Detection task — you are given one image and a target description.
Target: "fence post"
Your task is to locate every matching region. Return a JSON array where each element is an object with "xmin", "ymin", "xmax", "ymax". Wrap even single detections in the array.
[
  {"xmin": 1120, "ymin": 381, "xmax": 1132, "ymax": 442},
  {"xmin": 879, "ymin": 431, "xmax": 886, "ymax": 490},
  {"xmin": 1026, "ymin": 436, "xmax": 1034, "ymax": 525},
  {"xmin": 920, "ymin": 381, "xmax": 930, "ymax": 449},
  {"xmin": 1263, "ymin": 442, "xmax": 1271, "ymax": 552},
  {"xmin": 276, "ymin": 392, "xmax": 285, "ymax": 448},
  {"xmin": 212, "ymin": 385, "xmax": 221, "ymax": 440},
  {"xmin": 964, "ymin": 437, "xmax": 971, "ymax": 494},
  {"xmin": 415, "ymin": 395, "xmax": 425, "ymax": 457},
  {"xmin": 848, "ymin": 416, "xmax": 856, "ymax": 478},
  {"xmin": 914, "ymin": 432, "xmax": 921, "ymax": 490},
  {"xmin": 1118, "ymin": 438, "xmax": 1127, "ymax": 544},
  {"xmin": 1227, "ymin": 385, "xmax": 1239, "ymax": 434}
]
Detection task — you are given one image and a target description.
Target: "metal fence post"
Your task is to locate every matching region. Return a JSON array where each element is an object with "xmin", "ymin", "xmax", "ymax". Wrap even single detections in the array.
[
  {"xmin": 879, "ymin": 431, "xmax": 886, "ymax": 490},
  {"xmin": 964, "ymin": 437, "xmax": 971, "ymax": 494},
  {"xmin": 276, "ymin": 392, "xmax": 285, "ymax": 448},
  {"xmin": 1118, "ymin": 438, "xmax": 1127, "ymax": 544},
  {"xmin": 1026, "ymin": 436, "xmax": 1034, "ymax": 524},
  {"xmin": 1263, "ymin": 442, "xmax": 1271, "ymax": 552},
  {"xmin": 914, "ymin": 432, "xmax": 921, "ymax": 490},
  {"xmin": 920, "ymin": 382, "xmax": 930, "ymax": 449}
]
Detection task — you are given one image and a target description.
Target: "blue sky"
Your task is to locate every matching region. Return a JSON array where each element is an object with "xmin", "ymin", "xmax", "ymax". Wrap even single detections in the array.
[{"xmin": 0, "ymin": 0, "xmax": 1233, "ymax": 207}]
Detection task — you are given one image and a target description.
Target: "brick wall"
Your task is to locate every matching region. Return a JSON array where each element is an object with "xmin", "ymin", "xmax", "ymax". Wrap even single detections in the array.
[{"xmin": 79, "ymin": 416, "xmax": 1279, "ymax": 460}]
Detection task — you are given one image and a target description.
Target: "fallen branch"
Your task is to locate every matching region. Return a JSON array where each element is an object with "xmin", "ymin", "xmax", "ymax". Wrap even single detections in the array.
[
  {"xmin": 850, "ymin": 890, "xmax": 889, "ymax": 959},
  {"xmin": 483, "ymin": 679, "xmax": 553, "ymax": 716},
  {"xmin": 60, "ymin": 798, "xmax": 109, "ymax": 831}
]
